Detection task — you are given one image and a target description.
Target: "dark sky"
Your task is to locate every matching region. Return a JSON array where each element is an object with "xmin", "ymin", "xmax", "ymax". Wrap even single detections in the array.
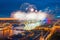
[{"xmin": 0, "ymin": 0, "xmax": 60, "ymax": 18}]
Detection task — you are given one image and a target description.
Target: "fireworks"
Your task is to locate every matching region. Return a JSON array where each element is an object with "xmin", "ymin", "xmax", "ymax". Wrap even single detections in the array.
[{"xmin": 10, "ymin": 3, "xmax": 48, "ymax": 30}]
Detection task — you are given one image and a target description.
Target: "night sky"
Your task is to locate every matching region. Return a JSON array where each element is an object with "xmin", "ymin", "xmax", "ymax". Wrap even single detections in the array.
[{"xmin": 0, "ymin": 0, "xmax": 60, "ymax": 18}]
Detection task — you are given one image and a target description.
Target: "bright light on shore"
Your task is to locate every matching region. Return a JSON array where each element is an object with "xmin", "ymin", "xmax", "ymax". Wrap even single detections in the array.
[
  {"xmin": 26, "ymin": 12, "xmax": 37, "ymax": 20},
  {"xmin": 37, "ymin": 12, "xmax": 47, "ymax": 20},
  {"xmin": 13, "ymin": 11, "xmax": 26, "ymax": 20},
  {"xmin": 11, "ymin": 11, "xmax": 47, "ymax": 21}
]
